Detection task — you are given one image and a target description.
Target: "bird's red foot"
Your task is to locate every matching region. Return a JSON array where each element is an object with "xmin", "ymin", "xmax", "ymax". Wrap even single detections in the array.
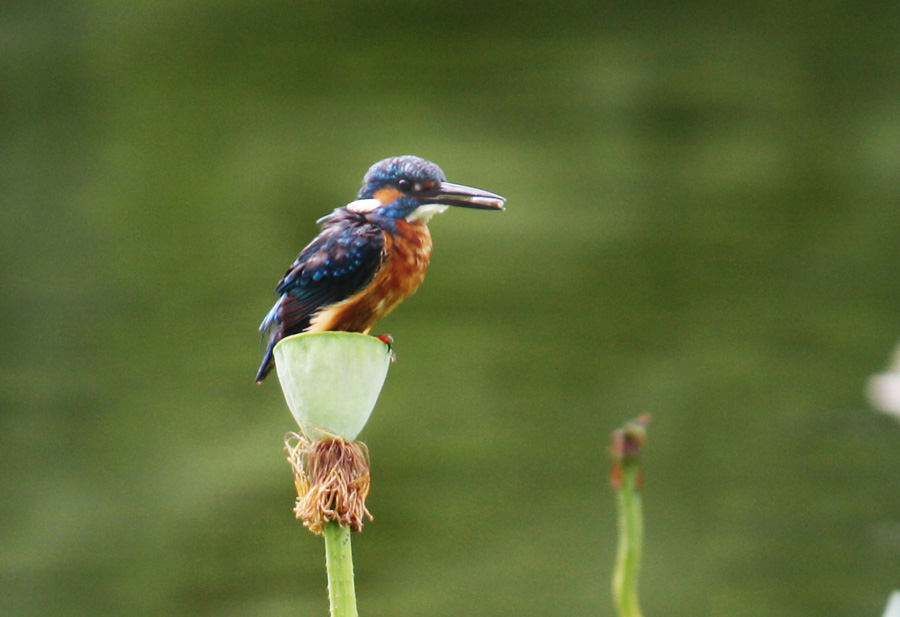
[{"xmin": 375, "ymin": 334, "xmax": 396, "ymax": 362}]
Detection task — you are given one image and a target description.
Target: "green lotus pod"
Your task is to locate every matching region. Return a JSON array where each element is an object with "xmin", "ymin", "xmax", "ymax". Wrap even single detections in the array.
[{"xmin": 273, "ymin": 332, "xmax": 392, "ymax": 440}]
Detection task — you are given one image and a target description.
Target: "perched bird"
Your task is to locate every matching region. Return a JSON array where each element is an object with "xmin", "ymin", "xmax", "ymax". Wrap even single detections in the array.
[{"xmin": 255, "ymin": 155, "xmax": 505, "ymax": 383}]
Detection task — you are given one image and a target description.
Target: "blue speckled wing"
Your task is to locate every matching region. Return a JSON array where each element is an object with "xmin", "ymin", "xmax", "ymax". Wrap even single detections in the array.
[
  {"xmin": 275, "ymin": 212, "xmax": 385, "ymax": 329},
  {"xmin": 255, "ymin": 209, "xmax": 384, "ymax": 382}
]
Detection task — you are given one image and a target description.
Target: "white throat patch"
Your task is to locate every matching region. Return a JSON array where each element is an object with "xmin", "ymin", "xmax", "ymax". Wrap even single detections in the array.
[
  {"xmin": 406, "ymin": 204, "xmax": 449, "ymax": 223},
  {"xmin": 346, "ymin": 198, "xmax": 381, "ymax": 213}
]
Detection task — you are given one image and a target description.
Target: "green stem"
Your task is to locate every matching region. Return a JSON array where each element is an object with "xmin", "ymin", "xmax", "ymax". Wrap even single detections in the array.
[
  {"xmin": 613, "ymin": 464, "xmax": 644, "ymax": 617},
  {"xmin": 324, "ymin": 522, "xmax": 359, "ymax": 617}
]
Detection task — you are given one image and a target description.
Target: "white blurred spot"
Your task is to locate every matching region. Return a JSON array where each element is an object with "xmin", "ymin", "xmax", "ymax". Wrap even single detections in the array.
[
  {"xmin": 882, "ymin": 591, "xmax": 900, "ymax": 617},
  {"xmin": 867, "ymin": 342, "xmax": 900, "ymax": 420}
]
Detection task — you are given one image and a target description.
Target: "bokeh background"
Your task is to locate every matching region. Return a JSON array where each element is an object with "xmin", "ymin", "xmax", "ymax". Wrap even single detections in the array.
[{"xmin": 3, "ymin": 2, "xmax": 900, "ymax": 616}]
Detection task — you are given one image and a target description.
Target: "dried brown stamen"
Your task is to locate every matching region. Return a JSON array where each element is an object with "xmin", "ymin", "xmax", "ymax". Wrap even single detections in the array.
[{"xmin": 286, "ymin": 432, "xmax": 372, "ymax": 535}]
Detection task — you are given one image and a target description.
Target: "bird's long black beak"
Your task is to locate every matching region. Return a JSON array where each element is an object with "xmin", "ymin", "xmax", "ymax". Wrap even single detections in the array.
[{"xmin": 422, "ymin": 181, "xmax": 506, "ymax": 210}]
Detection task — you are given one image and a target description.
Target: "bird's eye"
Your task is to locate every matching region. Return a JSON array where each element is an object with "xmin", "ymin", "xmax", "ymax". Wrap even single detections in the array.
[{"xmin": 397, "ymin": 179, "xmax": 412, "ymax": 192}]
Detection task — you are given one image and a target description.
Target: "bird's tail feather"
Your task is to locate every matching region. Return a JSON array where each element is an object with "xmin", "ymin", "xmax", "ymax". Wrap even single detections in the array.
[
  {"xmin": 256, "ymin": 298, "xmax": 282, "ymax": 383},
  {"xmin": 255, "ymin": 343, "xmax": 275, "ymax": 384}
]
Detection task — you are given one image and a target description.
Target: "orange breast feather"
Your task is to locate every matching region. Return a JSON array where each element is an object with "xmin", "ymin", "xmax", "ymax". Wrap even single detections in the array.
[{"xmin": 308, "ymin": 219, "xmax": 433, "ymax": 333}]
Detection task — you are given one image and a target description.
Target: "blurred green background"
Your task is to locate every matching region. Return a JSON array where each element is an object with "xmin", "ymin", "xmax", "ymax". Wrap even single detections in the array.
[{"xmin": 3, "ymin": 1, "xmax": 900, "ymax": 616}]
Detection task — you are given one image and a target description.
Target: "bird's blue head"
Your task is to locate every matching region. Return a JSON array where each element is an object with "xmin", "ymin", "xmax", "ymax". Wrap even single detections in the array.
[{"xmin": 346, "ymin": 155, "xmax": 505, "ymax": 224}]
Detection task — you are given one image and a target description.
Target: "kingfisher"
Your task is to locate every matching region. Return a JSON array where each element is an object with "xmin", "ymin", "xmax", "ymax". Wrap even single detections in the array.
[{"xmin": 255, "ymin": 155, "xmax": 506, "ymax": 383}]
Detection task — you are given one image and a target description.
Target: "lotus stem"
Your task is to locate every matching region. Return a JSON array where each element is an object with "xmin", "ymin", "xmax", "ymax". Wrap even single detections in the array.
[
  {"xmin": 324, "ymin": 522, "xmax": 359, "ymax": 617},
  {"xmin": 610, "ymin": 415, "xmax": 650, "ymax": 617}
]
